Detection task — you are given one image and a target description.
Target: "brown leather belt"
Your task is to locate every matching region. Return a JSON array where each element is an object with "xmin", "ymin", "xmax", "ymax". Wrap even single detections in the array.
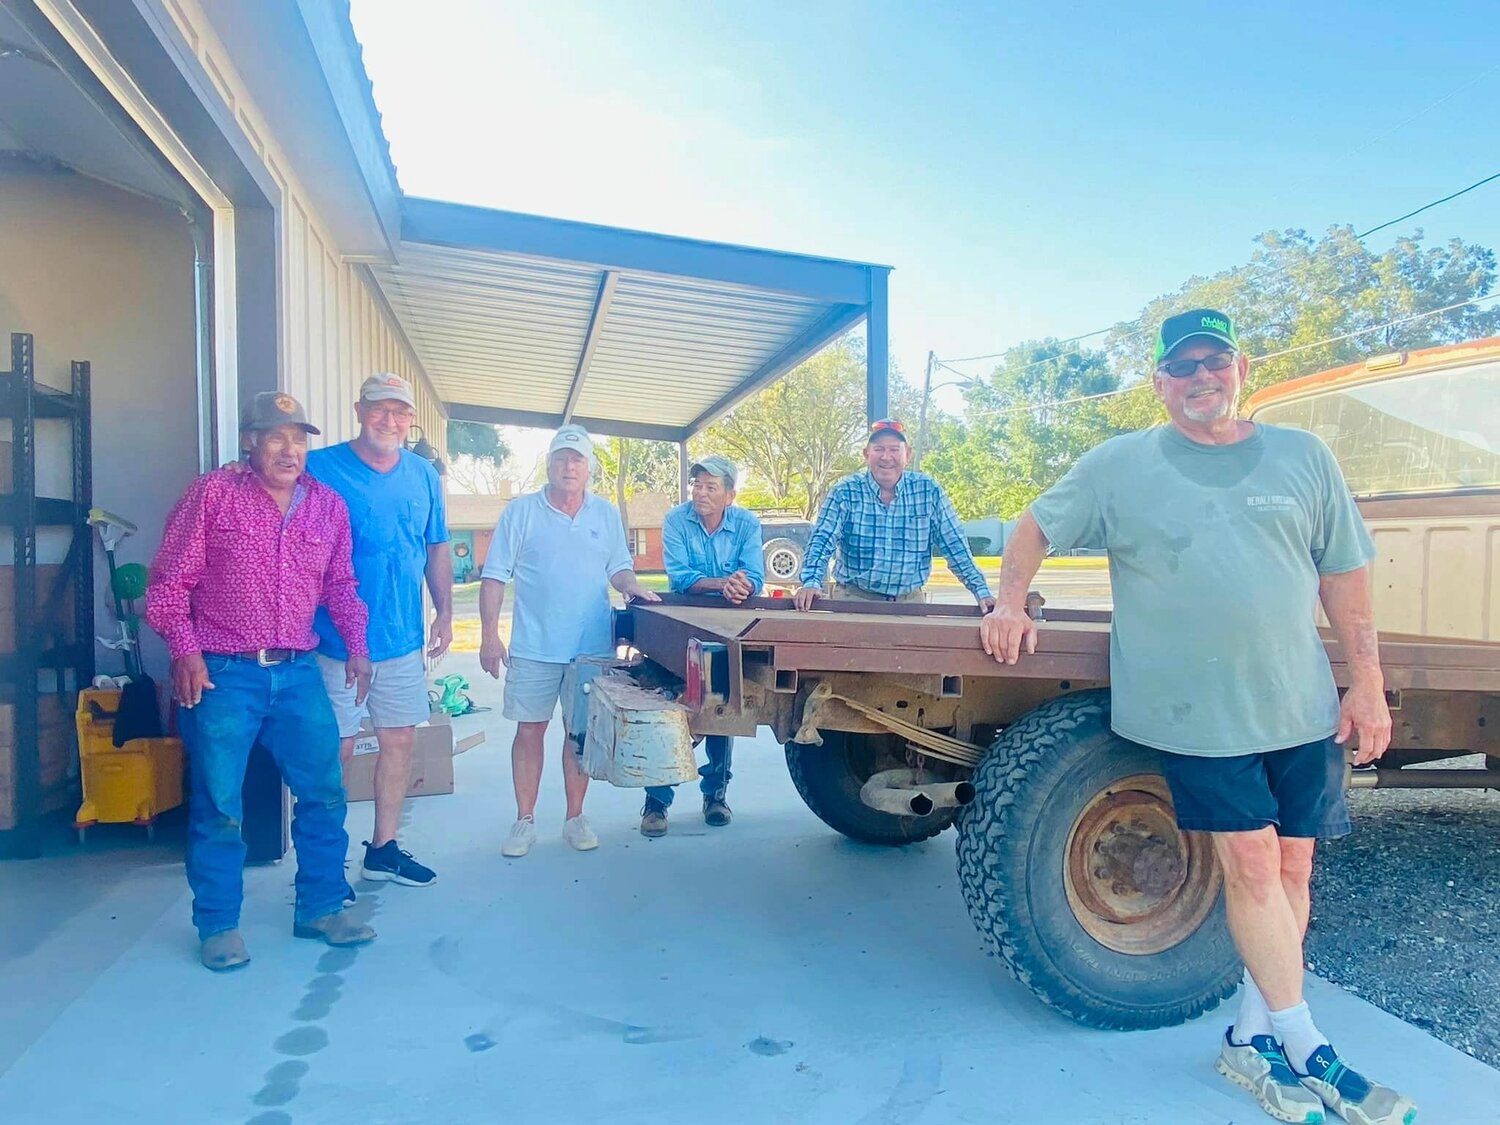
[{"xmin": 211, "ymin": 648, "xmax": 306, "ymax": 666}]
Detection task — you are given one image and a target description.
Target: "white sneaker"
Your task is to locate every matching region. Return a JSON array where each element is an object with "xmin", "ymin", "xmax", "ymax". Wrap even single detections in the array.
[
  {"xmin": 562, "ymin": 815, "xmax": 598, "ymax": 851},
  {"xmin": 501, "ymin": 815, "xmax": 537, "ymax": 857}
]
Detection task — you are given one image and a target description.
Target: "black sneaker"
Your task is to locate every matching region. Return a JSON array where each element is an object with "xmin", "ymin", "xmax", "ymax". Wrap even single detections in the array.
[{"xmin": 360, "ymin": 840, "xmax": 436, "ymax": 887}]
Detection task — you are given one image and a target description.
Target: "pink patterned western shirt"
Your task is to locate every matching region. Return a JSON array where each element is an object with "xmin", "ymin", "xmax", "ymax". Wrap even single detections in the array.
[{"xmin": 146, "ymin": 468, "xmax": 369, "ymax": 660}]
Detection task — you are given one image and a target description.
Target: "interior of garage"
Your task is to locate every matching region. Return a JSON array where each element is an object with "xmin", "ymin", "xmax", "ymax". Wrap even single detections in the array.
[{"xmin": 0, "ymin": 10, "xmax": 203, "ymax": 857}]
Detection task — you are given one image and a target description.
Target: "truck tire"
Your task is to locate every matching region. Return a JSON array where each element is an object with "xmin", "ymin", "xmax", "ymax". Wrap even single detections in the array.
[
  {"xmin": 763, "ymin": 537, "xmax": 804, "ymax": 586},
  {"xmin": 785, "ymin": 730, "xmax": 958, "ymax": 845},
  {"xmin": 955, "ymin": 689, "xmax": 1239, "ymax": 1029}
]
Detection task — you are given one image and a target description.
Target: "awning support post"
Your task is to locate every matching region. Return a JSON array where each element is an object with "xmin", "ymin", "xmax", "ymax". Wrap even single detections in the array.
[{"xmin": 866, "ymin": 268, "xmax": 889, "ymax": 423}]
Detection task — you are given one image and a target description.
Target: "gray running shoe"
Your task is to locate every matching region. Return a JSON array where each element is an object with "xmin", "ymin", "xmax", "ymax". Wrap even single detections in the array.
[
  {"xmin": 1297, "ymin": 1044, "xmax": 1418, "ymax": 1125},
  {"xmin": 1215, "ymin": 1029, "xmax": 1326, "ymax": 1124}
]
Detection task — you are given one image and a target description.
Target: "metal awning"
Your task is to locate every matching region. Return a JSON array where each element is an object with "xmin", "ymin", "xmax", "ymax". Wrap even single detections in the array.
[{"xmin": 371, "ymin": 198, "xmax": 891, "ymax": 441}]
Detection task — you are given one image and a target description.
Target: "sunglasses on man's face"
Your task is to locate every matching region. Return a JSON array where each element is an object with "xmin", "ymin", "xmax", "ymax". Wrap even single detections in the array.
[{"xmin": 1157, "ymin": 350, "xmax": 1238, "ymax": 379}]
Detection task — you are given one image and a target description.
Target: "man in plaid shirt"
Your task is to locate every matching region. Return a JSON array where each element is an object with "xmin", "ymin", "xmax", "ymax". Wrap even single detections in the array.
[{"xmin": 794, "ymin": 419, "xmax": 995, "ymax": 610}]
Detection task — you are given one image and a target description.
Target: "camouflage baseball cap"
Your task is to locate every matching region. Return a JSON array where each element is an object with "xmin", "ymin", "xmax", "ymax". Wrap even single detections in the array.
[{"xmin": 240, "ymin": 391, "xmax": 320, "ymax": 434}]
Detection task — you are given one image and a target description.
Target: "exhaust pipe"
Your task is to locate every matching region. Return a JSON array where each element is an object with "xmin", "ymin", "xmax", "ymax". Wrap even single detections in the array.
[{"xmin": 859, "ymin": 768, "xmax": 975, "ymax": 817}]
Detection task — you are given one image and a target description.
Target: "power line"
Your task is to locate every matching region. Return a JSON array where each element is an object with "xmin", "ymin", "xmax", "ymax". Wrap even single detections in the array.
[
  {"xmin": 956, "ymin": 292, "xmax": 1500, "ymax": 422},
  {"xmin": 941, "ymin": 326, "xmax": 1113, "ymax": 365},
  {"xmin": 1355, "ymin": 170, "xmax": 1500, "ymax": 239},
  {"xmin": 938, "ymin": 166, "xmax": 1500, "ymax": 385}
]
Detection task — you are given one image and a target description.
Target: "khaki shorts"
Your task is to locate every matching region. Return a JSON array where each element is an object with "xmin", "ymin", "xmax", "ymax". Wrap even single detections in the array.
[
  {"xmin": 830, "ymin": 582, "xmax": 928, "ymax": 603},
  {"xmin": 501, "ymin": 656, "xmax": 570, "ymax": 723},
  {"xmin": 317, "ymin": 650, "xmax": 431, "ymax": 738}
]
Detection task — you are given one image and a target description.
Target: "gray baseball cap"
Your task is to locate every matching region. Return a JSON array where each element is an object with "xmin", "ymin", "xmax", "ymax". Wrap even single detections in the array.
[
  {"xmin": 689, "ymin": 454, "xmax": 738, "ymax": 487},
  {"xmin": 240, "ymin": 391, "xmax": 320, "ymax": 435},
  {"xmin": 360, "ymin": 372, "xmax": 416, "ymax": 408}
]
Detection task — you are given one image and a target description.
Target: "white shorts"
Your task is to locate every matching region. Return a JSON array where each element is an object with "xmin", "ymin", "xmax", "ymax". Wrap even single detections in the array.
[
  {"xmin": 317, "ymin": 650, "xmax": 431, "ymax": 738},
  {"xmin": 501, "ymin": 657, "xmax": 569, "ymax": 723}
]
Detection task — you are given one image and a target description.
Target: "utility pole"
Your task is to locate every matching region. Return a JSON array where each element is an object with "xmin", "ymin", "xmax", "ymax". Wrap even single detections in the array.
[{"xmin": 915, "ymin": 349, "xmax": 936, "ymax": 468}]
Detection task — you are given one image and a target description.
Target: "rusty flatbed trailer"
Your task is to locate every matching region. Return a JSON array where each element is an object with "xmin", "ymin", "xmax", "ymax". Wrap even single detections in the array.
[{"xmin": 617, "ymin": 594, "xmax": 1500, "ymax": 1029}]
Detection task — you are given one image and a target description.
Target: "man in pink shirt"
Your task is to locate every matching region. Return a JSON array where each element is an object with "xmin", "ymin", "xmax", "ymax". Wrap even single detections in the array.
[{"xmin": 147, "ymin": 392, "xmax": 376, "ymax": 971}]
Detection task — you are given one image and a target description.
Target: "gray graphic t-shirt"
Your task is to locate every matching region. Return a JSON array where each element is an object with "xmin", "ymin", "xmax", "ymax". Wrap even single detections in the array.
[{"xmin": 1029, "ymin": 423, "xmax": 1374, "ymax": 756}]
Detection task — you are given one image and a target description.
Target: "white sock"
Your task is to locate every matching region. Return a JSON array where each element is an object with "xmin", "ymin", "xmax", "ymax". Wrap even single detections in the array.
[
  {"xmin": 1269, "ymin": 1001, "xmax": 1329, "ymax": 1072},
  {"xmin": 1231, "ymin": 970, "xmax": 1274, "ymax": 1043}
]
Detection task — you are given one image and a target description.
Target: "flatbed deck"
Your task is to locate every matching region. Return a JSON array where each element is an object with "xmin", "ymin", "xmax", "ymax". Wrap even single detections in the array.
[{"xmin": 625, "ymin": 595, "xmax": 1500, "ymax": 692}]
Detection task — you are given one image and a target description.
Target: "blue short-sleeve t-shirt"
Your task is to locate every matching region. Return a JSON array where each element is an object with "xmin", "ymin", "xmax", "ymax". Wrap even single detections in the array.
[{"xmin": 309, "ymin": 444, "xmax": 449, "ymax": 662}]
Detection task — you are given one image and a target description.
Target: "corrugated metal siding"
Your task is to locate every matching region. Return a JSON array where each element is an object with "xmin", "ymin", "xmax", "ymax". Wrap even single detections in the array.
[
  {"xmin": 379, "ymin": 242, "xmax": 835, "ymax": 430},
  {"xmin": 161, "ymin": 0, "xmax": 447, "ymax": 459},
  {"xmin": 373, "ymin": 244, "xmax": 599, "ymax": 415},
  {"xmin": 579, "ymin": 274, "xmax": 827, "ymax": 424}
]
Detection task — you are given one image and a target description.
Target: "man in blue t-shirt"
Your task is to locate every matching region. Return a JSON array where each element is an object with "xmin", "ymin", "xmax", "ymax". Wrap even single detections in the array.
[{"xmin": 309, "ymin": 373, "xmax": 451, "ymax": 889}]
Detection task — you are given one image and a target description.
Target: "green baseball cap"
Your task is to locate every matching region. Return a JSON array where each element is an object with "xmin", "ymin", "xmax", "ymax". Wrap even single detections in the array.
[
  {"xmin": 689, "ymin": 454, "xmax": 738, "ymax": 487},
  {"xmin": 1153, "ymin": 308, "xmax": 1239, "ymax": 363}
]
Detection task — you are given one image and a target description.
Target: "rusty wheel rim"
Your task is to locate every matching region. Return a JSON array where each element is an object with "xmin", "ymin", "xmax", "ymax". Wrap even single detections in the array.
[{"xmin": 1063, "ymin": 773, "xmax": 1222, "ymax": 956}]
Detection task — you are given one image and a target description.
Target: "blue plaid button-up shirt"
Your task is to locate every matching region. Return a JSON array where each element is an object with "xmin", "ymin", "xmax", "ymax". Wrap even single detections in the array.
[{"xmin": 799, "ymin": 470, "xmax": 991, "ymax": 599}]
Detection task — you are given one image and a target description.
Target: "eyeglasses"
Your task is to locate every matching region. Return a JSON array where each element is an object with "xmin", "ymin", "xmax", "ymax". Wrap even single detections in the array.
[
  {"xmin": 1157, "ymin": 350, "xmax": 1238, "ymax": 379},
  {"xmin": 869, "ymin": 419, "xmax": 905, "ymax": 433},
  {"xmin": 364, "ymin": 403, "xmax": 416, "ymax": 421}
]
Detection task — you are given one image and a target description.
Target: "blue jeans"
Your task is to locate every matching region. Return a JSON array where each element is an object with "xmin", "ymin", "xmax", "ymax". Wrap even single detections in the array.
[
  {"xmin": 645, "ymin": 735, "xmax": 732, "ymax": 809},
  {"xmin": 178, "ymin": 653, "xmax": 349, "ymax": 939}
]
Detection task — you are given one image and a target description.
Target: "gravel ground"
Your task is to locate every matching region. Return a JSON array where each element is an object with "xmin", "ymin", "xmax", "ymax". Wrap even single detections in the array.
[{"xmin": 1307, "ymin": 758, "xmax": 1500, "ymax": 1068}]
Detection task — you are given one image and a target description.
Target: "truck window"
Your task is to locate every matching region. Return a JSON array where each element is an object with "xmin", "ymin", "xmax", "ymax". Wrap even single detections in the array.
[{"xmin": 1252, "ymin": 360, "xmax": 1500, "ymax": 496}]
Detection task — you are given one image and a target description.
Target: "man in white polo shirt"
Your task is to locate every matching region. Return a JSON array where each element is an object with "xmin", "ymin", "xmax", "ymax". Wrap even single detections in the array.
[{"xmin": 478, "ymin": 425, "xmax": 660, "ymax": 857}]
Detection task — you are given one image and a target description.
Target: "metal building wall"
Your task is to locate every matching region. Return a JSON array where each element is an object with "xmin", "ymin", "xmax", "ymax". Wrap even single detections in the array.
[{"xmin": 159, "ymin": 0, "xmax": 447, "ymax": 457}]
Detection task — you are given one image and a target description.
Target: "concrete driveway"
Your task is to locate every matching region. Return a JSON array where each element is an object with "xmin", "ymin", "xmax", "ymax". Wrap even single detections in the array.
[{"xmin": 1, "ymin": 651, "xmax": 1494, "ymax": 1124}]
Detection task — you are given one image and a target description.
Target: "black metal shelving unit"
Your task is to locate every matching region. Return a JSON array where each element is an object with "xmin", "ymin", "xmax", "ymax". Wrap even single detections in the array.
[{"xmin": 0, "ymin": 331, "xmax": 94, "ymax": 859}]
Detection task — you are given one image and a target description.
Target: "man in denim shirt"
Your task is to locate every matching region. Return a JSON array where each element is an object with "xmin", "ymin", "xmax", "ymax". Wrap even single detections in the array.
[{"xmin": 641, "ymin": 454, "xmax": 763, "ymax": 836}]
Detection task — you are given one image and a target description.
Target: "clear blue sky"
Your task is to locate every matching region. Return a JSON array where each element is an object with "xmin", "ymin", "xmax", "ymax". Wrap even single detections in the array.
[{"xmin": 351, "ymin": 0, "xmax": 1500, "ymax": 408}]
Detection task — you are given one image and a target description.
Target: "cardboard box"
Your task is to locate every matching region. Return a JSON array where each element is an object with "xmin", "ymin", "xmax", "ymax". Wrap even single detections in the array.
[
  {"xmin": 0, "ymin": 694, "xmax": 75, "ymax": 830},
  {"xmin": 341, "ymin": 710, "xmax": 486, "ymax": 803}
]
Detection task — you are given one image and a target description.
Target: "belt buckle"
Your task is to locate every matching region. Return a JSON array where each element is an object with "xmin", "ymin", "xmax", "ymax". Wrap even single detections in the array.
[{"xmin": 256, "ymin": 649, "xmax": 284, "ymax": 667}]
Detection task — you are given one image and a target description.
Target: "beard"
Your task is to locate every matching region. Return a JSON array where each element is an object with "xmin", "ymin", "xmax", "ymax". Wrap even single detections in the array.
[{"xmin": 1182, "ymin": 389, "xmax": 1235, "ymax": 424}]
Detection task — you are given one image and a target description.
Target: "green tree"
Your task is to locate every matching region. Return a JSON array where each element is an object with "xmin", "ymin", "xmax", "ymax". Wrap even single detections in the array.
[
  {"xmin": 592, "ymin": 438, "xmax": 679, "ymax": 527},
  {"xmin": 923, "ymin": 226, "xmax": 1500, "ymax": 518},
  {"xmin": 699, "ymin": 334, "xmax": 918, "ymax": 517},
  {"xmin": 1109, "ymin": 226, "xmax": 1500, "ymax": 394},
  {"xmin": 924, "ymin": 339, "xmax": 1130, "ymax": 518},
  {"xmin": 445, "ymin": 420, "xmax": 512, "ymax": 493}
]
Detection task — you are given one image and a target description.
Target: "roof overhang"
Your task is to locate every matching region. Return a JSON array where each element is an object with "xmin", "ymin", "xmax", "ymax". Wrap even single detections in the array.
[
  {"xmin": 374, "ymin": 197, "xmax": 891, "ymax": 442},
  {"xmin": 189, "ymin": 0, "xmax": 402, "ymax": 258}
]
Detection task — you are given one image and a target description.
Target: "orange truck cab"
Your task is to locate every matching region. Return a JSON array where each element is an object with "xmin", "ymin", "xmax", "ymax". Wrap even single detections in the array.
[{"xmin": 1245, "ymin": 339, "xmax": 1500, "ymax": 641}]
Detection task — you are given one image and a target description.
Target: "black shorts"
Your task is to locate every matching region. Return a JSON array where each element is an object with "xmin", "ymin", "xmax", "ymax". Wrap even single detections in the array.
[{"xmin": 1159, "ymin": 736, "xmax": 1351, "ymax": 838}]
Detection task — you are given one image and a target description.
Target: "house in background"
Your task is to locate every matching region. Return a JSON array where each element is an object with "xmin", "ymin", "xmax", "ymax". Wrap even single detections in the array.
[
  {"xmin": 444, "ymin": 486, "xmax": 513, "ymax": 581},
  {"xmin": 442, "ymin": 486, "xmax": 679, "ymax": 579},
  {"xmin": 623, "ymin": 491, "xmax": 674, "ymax": 571}
]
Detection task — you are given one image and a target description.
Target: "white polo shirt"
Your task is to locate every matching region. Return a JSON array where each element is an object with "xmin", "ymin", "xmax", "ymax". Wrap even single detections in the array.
[{"xmin": 481, "ymin": 489, "xmax": 633, "ymax": 663}]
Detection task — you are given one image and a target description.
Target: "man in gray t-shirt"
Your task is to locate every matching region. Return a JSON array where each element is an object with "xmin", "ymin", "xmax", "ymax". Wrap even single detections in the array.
[{"xmin": 981, "ymin": 310, "xmax": 1414, "ymax": 1125}]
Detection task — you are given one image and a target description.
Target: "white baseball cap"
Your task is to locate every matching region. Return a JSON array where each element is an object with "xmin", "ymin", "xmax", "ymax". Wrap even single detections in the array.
[{"xmin": 547, "ymin": 424, "xmax": 596, "ymax": 468}]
